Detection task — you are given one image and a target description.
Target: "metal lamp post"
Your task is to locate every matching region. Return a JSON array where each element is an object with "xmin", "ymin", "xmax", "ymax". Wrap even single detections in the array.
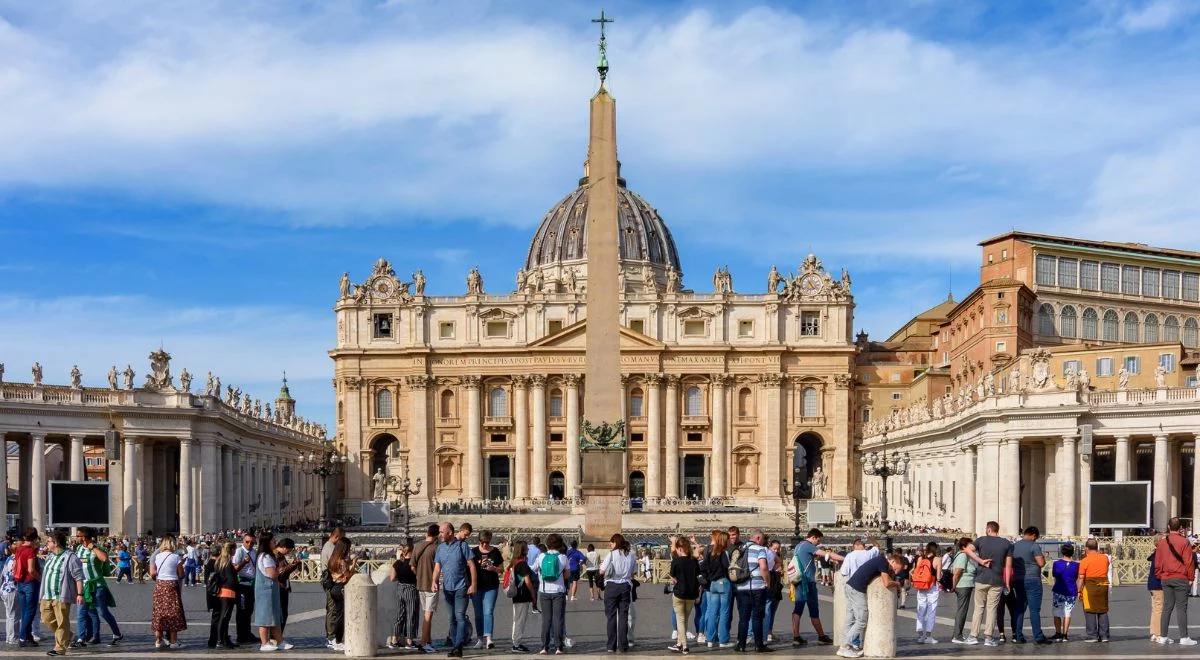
[
  {"xmin": 394, "ymin": 463, "xmax": 423, "ymax": 541},
  {"xmin": 300, "ymin": 445, "xmax": 346, "ymax": 532},
  {"xmin": 861, "ymin": 431, "xmax": 909, "ymax": 538},
  {"xmin": 781, "ymin": 465, "xmax": 809, "ymax": 542}
]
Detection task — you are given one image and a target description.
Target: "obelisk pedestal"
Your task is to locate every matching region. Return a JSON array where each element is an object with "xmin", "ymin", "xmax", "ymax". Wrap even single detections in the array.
[{"xmin": 581, "ymin": 450, "xmax": 624, "ymax": 541}]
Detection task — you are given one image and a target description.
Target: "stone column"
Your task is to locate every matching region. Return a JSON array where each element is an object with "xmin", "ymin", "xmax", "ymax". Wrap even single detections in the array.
[
  {"xmin": 464, "ymin": 376, "xmax": 482, "ymax": 500},
  {"xmin": 69, "ymin": 434, "xmax": 86, "ymax": 481},
  {"xmin": 645, "ymin": 374, "xmax": 663, "ymax": 499},
  {"xmin": 1194, "ymin": 436, "xmax": 1200, "ymax": 526},
  {"xmin": 864, "ymin": 578, "xmax": 898, "ymax": 657},
  {"xmin": 1060, "ymin": 435, "xmax": 1078, "ymax": 537},
  {"xmin": 1114, "ymin": 434, "xmax": 1131, "ymax": 481},
  {"xmin": 513, "ymin": 376, "xmax": 530, "ymax": 500},
  {"xmin": 711, "ymin": 374, "xmax": 728, "ymax": 498},
  {"xmin": 1154, "ymin": 433, "xmax": 1170, "ymax": 531},
  {"xmin": 961, "ymin": 445, "xmax": 977, "ymax": 536},
  {"xmin": 1043, "ymin": 440, "xmax": 1057, "ymax": 535},
  {"xmin": 975, "ymin": 439, "xmax": 999, "ymax": 530},
  {"xmin": 406, "ymin": 375, "xmax": 431, "ymax": 509},
  {"xmin": 832, "ymin": 571, "xmax": 848, "ymax": 647},
  {"xmin": 343, "ymin": 573, "xmax": 378, "ymax": 657},
  {"xmin": 179, "ymin": 437, "xmax": 194, "ymax": 535},
  {"xmin": 30, "ymin": 433, "xmax": 47, "ymax": 531},
  {"xmin": 531, "ymin": 375, "xmax": 548, "ymax": 498},
  {"xmin": 1079, "ymin": 451, "xmax": 1092, "ymax": 535},
  {"xmin": 664, "ymin": 375, "xmax": 680, "ymax": 498},
  {"xmin": 222, "ymin": 447, "xmax": 234, "ymax": 530},
  {"xmin": 134, "ymin": 440, "xmax": 146, "ymax": 536},
  {"xmin": 200, "ymin": 439, "xmax": 219, "ymax": 533},
  {"xmin": 999, "ymin": 438, "xmax": 1020, "ymax": 535},
  {"xmin": 121, "ymin": 436, "xmax": 138, "ymax": 535},
  {"xmin": 0, "ymin": 435, "xmax": 7, "ymax": 529},
  {"xmin": 564, "ymin": 374, "xmax": 581, "ymax": 498},
  {"xmin": 762, "ymin": 374, "xmax": 784, "ymax": 499}
]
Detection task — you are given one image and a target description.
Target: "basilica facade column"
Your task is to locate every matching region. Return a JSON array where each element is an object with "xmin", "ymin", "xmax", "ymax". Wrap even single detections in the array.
[
  {"xmin": 999, "ymin": 438, "xmax": 1020, "ymax": 535},
  {"xmin": 30, "ymin": 433, "xmax": 46, "ymax": 532},
  {"xmin": 645, "ymin": 374, "xmax": 663, "ymax": 499},
  {"xmin": 564, "ymin": 374, "xmax": 580, "ymax": 498},
  {"xmin": 463, "ymin": 376, "xmax": 483, "ymax": 500},
  {"xmin": 1114, "ymin": 434, "xmax": 1131, "ymax": 481},
  {"xmin": 1153, "ymin": 433, "xmax": 1170, "ymax": 531},
  {"xmin": 1079, "ymin": 450, "xmax": 1093, "ymax": 534},
  {"xmin": 69, "ymin": 434, "xmax": 86, "ymax": 481},
  {"xmin": 201, "ymin": 438, "xmax": 220, "ymax": 533},
  {"xmin": 710, "ymin": 374, "xmax": 728, "ymax": 498},
  {"xmin": 531, "ymin": 375, "xmax": 548, "ymax": 498},
  {"xmin": 407, "ymin": 375, "xmax": 431, "ymax": 508},
  {"xmin": 179, "ymin": 437, "xmax": 194, "ymax": 535},
  {"xmin": 1059, "ymin": 435, "xmax": 1078, "ymax": 536},
  {"xmin": 664, "ymin": 375, "xmax": 680, "ymax": 498},
  {"xmin": 513, "ymin": 376, "xmax": 529, "ymax": 500},
  {"xmin": 762, "ymin": 374, "xmax": 783, "ymax": 499},
  {"xmin": 135, "ymin": 441, "xmax": 148, "ymax": 535}
]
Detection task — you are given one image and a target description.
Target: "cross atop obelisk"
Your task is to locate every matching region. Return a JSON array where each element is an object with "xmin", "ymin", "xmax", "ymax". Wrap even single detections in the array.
[{"xmin": 592, "ymin": 9, "xmax": 613, "ymax": 85}]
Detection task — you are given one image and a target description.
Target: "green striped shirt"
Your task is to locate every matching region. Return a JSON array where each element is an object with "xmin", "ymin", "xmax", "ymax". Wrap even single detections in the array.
[
  {"xmin": 77, "ymin": 545, "xmax": 98, "ymax": 583},
  {"xmin": 41, "ymin": 550, "xmax": 69, "ymax": 600}
]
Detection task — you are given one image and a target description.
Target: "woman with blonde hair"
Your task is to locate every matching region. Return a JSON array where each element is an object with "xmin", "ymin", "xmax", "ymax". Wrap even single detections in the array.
[
  {"xmin": 150, "ymin": 535, "xmax": 186, "ymax": 649},
  {"xmin": 701, "ymin": 530, "xmax": 732, "ymax": 648},
  {"xmin": 207, "ymin": 542, "xmax": 239, "ymax": 648}
]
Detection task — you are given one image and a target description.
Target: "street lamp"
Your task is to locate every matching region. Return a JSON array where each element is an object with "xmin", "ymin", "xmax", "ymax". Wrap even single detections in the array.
[
  {"xmin": 781, "ymin": 465, "xmax": 810, "ymax": 542},
  {"xmin": 861, "ymin": 431, "xmax": 909, "ymax": 538},
  {"xmin": 300, "ymin": 444, "xmax": 346, "ymax": 531},
  {"xmin": 393, "ymin": 463, "xmax": 423, "ymax": 541}
]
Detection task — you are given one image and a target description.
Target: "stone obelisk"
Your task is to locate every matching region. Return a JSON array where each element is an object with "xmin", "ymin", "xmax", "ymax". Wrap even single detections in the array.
[{"xmin": 579, "ymin": 11, "xmax": 625, "ymax": 540}]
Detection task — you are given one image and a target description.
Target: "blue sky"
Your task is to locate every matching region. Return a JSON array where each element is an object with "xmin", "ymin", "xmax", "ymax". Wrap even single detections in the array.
[{"xmin": 1, "ymin": 0, "xmax": 1198, "ymax": 427}]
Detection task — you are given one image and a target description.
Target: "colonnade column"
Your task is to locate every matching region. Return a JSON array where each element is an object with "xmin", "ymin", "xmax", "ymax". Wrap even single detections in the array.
[
  {"xmin": 1114, "ymin": 434, "xmax": 1131, "ymax": 481},
  {"xmin": 1153, "ymin": 433, "xmax": 1170, "ymax": 531},
  {"xmin": 464, "ymin": 376, "xmax": 482, "ymax": 500},
  {"xmin": 664, "ymin": 375, "xmax": 680, "ymax": 498},
  {"xmin": 134, "ymin": 441, "xmax": 146, "ymax": 536},
  {"xmin": 200, "ymin": 439, "xmax": 219, "ymax": 533},
  {"xmin": 975, "ymin": 439, "xmax": 999, "ymax": 531},
  {"xmin": 1193, "ymin": 434, "xmax": 1200, "ymax": 526},
  {"xmin": 179, "ymin": 437, "xmax": 194, "ymax": 536},
  {"xmin": 531, "ymin": 375, "xmax": 548, "ymax": 498},
  {"xmin": 1043, "ymin": 440, "xmax": 1057, "ymax": 535},
  {"xmin": 0, "ymin": 435, "xmax": 7, "ymax": 528},
  {"xmin": 961, "ymin": 446, "xmax": 977, "ymax": 536},
  {"xmin": 645, "ymin": 374, "xmax": 663, "ymax": 499},
  {"xmin": 999, "ymin": 438, "xmax": 1020, "ymax": 535},
  {"xmin": 1079, "ymin": 450, "xmax": 1092, "ymax": 534},
  {"xmin": 222, "ymin": 447, "xmax": 234, "ymax": 530},
  {"xmin": 69, "ymin": 434, "xmax": 86, "ymax": 481},
  {"xmin": 1059, "ymin": 435, "xmax": 1077, "ymax": 537},
  {"xmin": 710, "ymin": 374, "xmax": 728, "ymax": 498},
  {"xmin": 564, "ymin": 374, "xmax": 581, "ymax": 498},
  {"xmin": 513, "ymin": 376, "xmax": 530, "ymax": 500},
  {"xmin": 30, "ymin": 433, "xmax": 46, "ymax": 531},
  {"xmin": 122, "ymin": 436, "xmax": 138, "ymax": 535}
]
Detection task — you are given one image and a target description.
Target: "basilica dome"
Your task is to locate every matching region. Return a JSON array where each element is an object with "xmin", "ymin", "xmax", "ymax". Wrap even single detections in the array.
[{"xmin": 524, "ymin": 173, "xmax": 682, "ymax": 273}]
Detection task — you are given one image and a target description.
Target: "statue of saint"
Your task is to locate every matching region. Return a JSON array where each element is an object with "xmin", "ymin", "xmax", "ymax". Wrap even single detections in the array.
[
  {"xmin": 712, "ymin": 267, "xmax": 723, "ymax": 293},
  {"xmin": 516, "ymin": 268, "xmax": 527, "ymax": 293},
  {"xmin": 372, "ymin": 468, "xmax": 389, "ymax": 501},
  {"xmin": 642, "ymin": 265, "xmax": 657, "ymax": 295},
  {"xmin": 70, "ymin": 365, "xmax": 82, "ymax": 389},
  {"xmin": 180, "ymin": 368, "xmax": 192, "ymax": 392},
  {"xmin": 32, "ymin": 362, "xmax": 43, "ymax": 386},
  {"xmin": 108, "ymin": 366, "xmax": 119, "ymax": 390},
  {"xmin": 339, "ymin": 272, "xmax": 351, "ymax": 299},
  {"xmin": 466, "ymin": 267, "xmax": 484, "ymax": 295},
  {"xmin": 0, "ymin": 362, "xmax": 4, "ymax": 384},
  {"xmin": 811, "ymin": 465, "xmax": 826, "ymax": 498},
  {"xmin": 1155, "ymin": 365, "xmax": 1167, "ymax": 389},
  {"xmin": 564, "ymin": 267, "xmax": 577, "ymax": 294},
  {"xmin": 413, "ymin": 270, "xmax": 426, "ymax": 296},
  {"xmin": 666, "ymin": 267, "xmax": 681, "ymax": 294},
  {"xmin": 1118, "ymin": 367, "xmax": 1130, "ymax": 391},
  {"xmin": 122, "ymin": 365, "xmax": 135, "ymax": 390},
  {"xmin": 767, "ymin": 266, "xmax": 782, "ymax": 294}
]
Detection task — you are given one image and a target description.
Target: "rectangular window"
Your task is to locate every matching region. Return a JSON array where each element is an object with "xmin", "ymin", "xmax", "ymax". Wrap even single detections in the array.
[
  {"xmin": 630, "ymin": 432, "xmax": 644, "ymax": 443},
  {"xmin": 987, "ymin": 253, "xmax": 993, "ymax": 264},
  {"xmin": 1184, "ymin": 272, "xmax": 1200, "ymax": 302},
  {"xmin": 686, "ymin": 432, "xmax": 703, "ymax": 443},
  {"xmin": 891, "ymin": 392, "xmax": 902, "ymax": 400},
  {"xmin": 372, "ymin": 313, "xmax": 393, "ymax": 338},
  {"xmin": 547, "ymin": 319, "xmax": 563, "ymax": 334},
  {"xmin": 486, "ymin": 320, "xmax": 509, "ymax": 338},
  {"xmin": 800, "ymin": 311, "xmax": 820, "ymax": 336},
  {"xmin": 1096, "ymin": 357, "xmax": 1114, "ymax": 376},
  {"xmin": 1100, "ymin": 263, "xmax": 1120, "ymax": 293},
  {"xmin": 550, "ymin": 432, "xmax": 564, "ymax": 443},
  {"xmin": 738, "ymin": 319, "xmax": 754, "ymax": 338},
  {"xmin": 683, "ymin": 320, "xmax": 706, "ymax": 337},
  {"xmin": 1163, "ymin": 270, "xmax": 1181, "ymax": 299},
  {"xmin": 1124, "ymin": 356, "xmax": 1140, "ymax": 374},
  {"xmin": 860, "ymin": 408, "xmax": 871, "ymax": 422},
  {"xmin": 490, "ymin": 433, "xmax": 507, "ymax": 444},
  {"xmin": 1188, "ymin": 376, "xmax": 1198, "ymax": 388},
  {"xmin": 1057, "ymin": 258, "xmax": 1078, "ymax": 288},
  {"xmin": 1035, "ymin": 254, "xmax": 1056, "ymax": 286},
  {"xmin": 1002, "ymin": 249, "xmax": 1008, "ymax": 259},
  {"xmin": 995, "ymin": 341, "xmax": 1007, "ymax": 352},
  {"xmin": 1121, "ymin": 265, "xmax": 1140, "ymax": 295},
  {"xmin": 1080, "ymin": 261, "xmax": 1100, "ymax": 291},
  {"xmin": 438, "ymin": 321, "xmax": 455, "ymax": 339},
  {"xmin": 1160, "ymin": 353, "xmax": 1176, "ymax": 372},
  {"xmin": 1142, "ymin": 268, "xmax": 1161, "ymax": 297},
  {"xmin": 1062, "ymin": 360, "xmax": 1082, "ymax": 377},
  {"xmin": 629, "ymin": 319, "xmax": 645, "ymax": 334}
]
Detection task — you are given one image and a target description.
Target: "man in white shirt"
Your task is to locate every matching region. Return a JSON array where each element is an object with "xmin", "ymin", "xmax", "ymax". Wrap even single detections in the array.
[
  {"xmin": 840, "ymin": 540, "xmax": 881, "ymax": 578},
  {"xmin": 231, "ymin": 533, "xmax": 257, "ymax": 644}
]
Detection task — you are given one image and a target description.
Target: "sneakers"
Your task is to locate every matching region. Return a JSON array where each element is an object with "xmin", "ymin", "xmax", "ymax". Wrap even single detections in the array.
[
  {"xmin": 278, "ymin": 641, "xmax": 294, "ymax": 650},
  {"xmin": 668, "ymin": 644, "xmax": 684, "ymax": 653},
  {"xmin": 962, "ymin": 636, "xmax": 979, "ymax": 645},
  {"xmin": 333, "ymin": 643, "xmax": 346, "ymax": 651},
  {"xmin": 915, "ymin": 632, "xmax": 925, "ymax": 644},
  {"xmin": 983, "ymin": 637, "xmax": 998, "ymax": 647},
  {"xmin": 817, "ymin": 635, "xmax": 834, "ymax": 645},
  {"xmin": 922, "ymin": 636, "xmax": 938, "ymax": 644},
  {"xmin": 474, "ymin": 639, "xmax": 486, "ymax": 649},
  {"xmin": 1180, "ymin": 638, "xmax": 1199, "ymax": 646},
  {"xmin": 696, "ymin": 633, "xmax": 707, "ymax": 644},
  {"xmin": 671, "ymin": 631, "xmax": 678, "ymax": 640},
  {"xmin": 422, "ymin": 644, "xmax": 437, "ymax": 653},
  {"xmin": 260, "ymin": 643, "xmax": 279, "ymax": 651},
  {"xmin": 563, "ymin": 637, "xmax": 574, "ymax": 648},
  {"xmin": 836, "ymin": 646, "xmax": 864, "ymax": 658},
  {"xmin": 686, "ymin": 632, "xmax": 696, "ymax": 641}
]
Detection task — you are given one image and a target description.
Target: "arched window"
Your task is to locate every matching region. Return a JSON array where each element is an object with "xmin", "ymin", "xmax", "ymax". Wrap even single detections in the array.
[
  {"xmin": 1037, "ymin": 303, "xmax": 1056, "ymax": 337},
  {"xmin": 337, "ymin": 401, "xmax": 344, "ymax": 421},
  {"xmin": 737, "ymin": 388, "xmax": 752, "ymax": 417},
  {"xmin": 489, "ymin": 387, "xmax": 507, "ymax": 416},
  {"xmin": 1124, "ymin": 312, "xmax": 1140, "ymax": 343},
  {"xmin": 629, "ymin": 388, "xmax": 644, "ymax": 417},
  {"xmin": 549, "ymin": 388, "xmax": 563, "ymax": 418},
  {"xmin": 1144, "ymin": 314, "xmax": 1160, "ymax": 343},
  {"xmin": 1103, "ymin": 310, "xmax": 1119, "ymax": 341},
  {"xmin": 375, "ymin": 389, "xmax": 393, "ymax": 419},
  {"xmin": 1186, "ymin": 318, "xmax": 1199, "ymax": 348},
  {"xmin": 685, "ymin": 386, "xmax": 703, "ymax": 416},
  {"xmin": 439, "ymin": 390, "xmax": 454, "ymax": 418},
  {"xmin": 1082, "ymin": 308, "xmax": 1098, "ymax": 340},
  {"xmin": 1059, "ymin": 305, "xmax": 1077, "ymax": 338},
  {"xmin": 1165, "ymin": 316, "xmax": 1181, "ymax": 342},
  {"xmin": 801, "ymin": 387, "xmax": 819, "ymax": 418}
]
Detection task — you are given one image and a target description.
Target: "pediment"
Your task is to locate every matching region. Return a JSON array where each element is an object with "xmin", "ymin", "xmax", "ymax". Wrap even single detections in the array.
[
  {"xmin": 479, "ymin": 307, "xmax": 519, "ymax": 320},
  {"xmin": 677, "ymin": 305, "xmax": 716, "ymax": 319},
  {"xmin": 528, "ymin": 319, "xmax": 665, "ymax": 349}
]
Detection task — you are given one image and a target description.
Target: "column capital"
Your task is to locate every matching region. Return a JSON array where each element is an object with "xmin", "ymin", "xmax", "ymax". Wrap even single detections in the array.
[
  {"xmin": 709, "ymin": 373, "xmax": 732, "ymax": 388},
  {"xmin": 405, "ymin": 374, "xmax": 433, "ymax": 390},
  {"xmin": 1061, "ymin": 434, "xmax": 1078, "ymax": 443},
  {"xmin": 68, "ymin": 432, "xmax": 89, "ymax": 440},
  {"xmin": 562, "ymin": 373, "xmax": 580, "ymax": 388},
  {"xmin": 29, "ymin": 431, "xmax": 46, "ymax": 441},
  {"xmin": 664, "ymin": 373, "xmax": 681, "ymax": 388},
  {"xmin": 178, "ymin": 435, "xmax": 194, "ymax": 445},
  {"xmin": 760, "ymin": 373, "xmax": 786, "ymax": 387},
  {"xmin": 1112, "ymin": 433, "xmax": 1131, "ymax": 441},
  {"xmin": 512, "ymin": 374, "xmax": 530, "ymax": 389},
  {"xmin": 1155, "ymin": 433, "xmax": 1170, "ymax": 442},
  {"xmin": 645, "ymin": 373, "xmax": 664, "ymax": 387},
  {"xmin": 461, "ymin": 375, "xmax": 482, "ymax": 389},
  {"xmin": 530, "ymin": 374, "xmax": 548, "ymax": 389}
]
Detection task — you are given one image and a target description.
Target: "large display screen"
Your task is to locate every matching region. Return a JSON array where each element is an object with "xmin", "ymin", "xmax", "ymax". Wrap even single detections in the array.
[
  {"xmin": 1089, "ymin": 481, "xmax": 1151, "ymax": 528},
  {"xmin": 48, "ymin": 481, "xmax": 110, "ymax": 527}
]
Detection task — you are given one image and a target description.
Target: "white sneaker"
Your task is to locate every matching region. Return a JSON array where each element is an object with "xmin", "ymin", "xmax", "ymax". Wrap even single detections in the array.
[
  {"xmin": 333, "ymin": 642, "xmax": 346, "ymax": 651},
  {"xmin": 277, "ymin": 641, "xmax": 294, "ymax": 651},
  {"xmin": 696, "ymin": 634, "xmax": 707, "ymax": 644},
  {"xmin": 686, "ymin": 632, "xmax": 696, "ymax": 641},
  {"xmin": 563, "ymin": 637, "xmax": 574, "ymax": 648},
  {"xmin": 962, "ymin": 636, "xmax": 979, "ymax": 645},
  {"xmin": 1153, "ymin": 636, "xmax": 1167, "ymax": 644},
  {"xmin": 671, "ymin": 631, "xmax": 678, "ymax": 640},
  {"xmin": 260, "ymin": 643, "xmax": 278, "ymax": 652},
  {"xmin": 1180, "ymin": 637, "xmax": 1198, "ymax": 646},
  {"xmin": 923, "ymin": 636, "xmax": 938, "ymax": 644},
  {"xmin": 169, "ymin": 643, "xmax": 184, "ymax": 650},
  {"xmin": 326, "ymin": 638, "xmax": 337, "ymax": 649},
  {"xmin": 475, "ymin": 639, "xmax": 486, "ymax": 649}
]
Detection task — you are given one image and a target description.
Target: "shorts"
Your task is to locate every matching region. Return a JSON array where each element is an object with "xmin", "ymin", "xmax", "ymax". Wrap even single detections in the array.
[
  {"xmin": 569, "ymin": 569, "xmax": 581, "ymax": 583},
  {"xmin": 792, "ymin": 581, "xmax": 820, "ymax": 618},
  {"xmin": 420, "ymin": 591, "xmax": 439, "ymax": 613},
  {"xmin": 1051, "ymin": 593, "xmax": 1076, "ymax": 617}
]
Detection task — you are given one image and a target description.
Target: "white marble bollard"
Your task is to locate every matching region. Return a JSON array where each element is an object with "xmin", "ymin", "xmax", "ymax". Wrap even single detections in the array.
[
  {"xmin": 372, "ymin": 564, "xmax": 399, "ymax": 647},
  {"xmin": 344, "ymin": 573, "xmax": 378, "ymax": 657},
  {"xmin": 863, "ymin": 579, "xmax": 897, "ymax": 658},
  {"xmin": 832, "ymin": 572, "xmax": 847, "ymax": 648}
]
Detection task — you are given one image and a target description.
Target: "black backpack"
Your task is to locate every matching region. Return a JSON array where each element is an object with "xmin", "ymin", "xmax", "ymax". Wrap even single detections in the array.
[{"xmin": 938, "ymin": 553, "xmax": 955, "ymax": 592}]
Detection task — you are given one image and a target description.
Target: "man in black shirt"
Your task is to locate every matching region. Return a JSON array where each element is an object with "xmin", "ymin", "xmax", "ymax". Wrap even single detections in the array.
[
  {"xmin": 969, "ymin": 521, "xmax": 1013, "ymax": 646},
  {"xmin": 838, "ymin": 553, "xmax": 906, "ymax": 658}
]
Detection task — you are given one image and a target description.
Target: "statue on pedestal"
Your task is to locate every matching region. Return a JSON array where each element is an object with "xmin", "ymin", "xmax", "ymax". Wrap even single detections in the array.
[
  {"xmin": 413, "ymin": 270, "xmax": 426, "ymax": 296},
  {"xmin": 1118, "ymin": 367, "xmax": 1130, "ymax": 390},
  {"xmin": 69, "ymin": 365, "xmax": 82, "ymax": 389},
  {"xmin": 665, "ymin": 266, "xmax": 681, "ymax": 294},
  {"xmin": 32, "ymin": 362, "xmax": 43, "ymax": 386},
  {"xmin": 767, "ymin": 265, "xmax": 782, "ymax": 294},
  {"xmin": 180, "ymin": 368, "xmax": 192, "ymax": 393},
  {"xmin": 372, "ymin": 468, "xmax": 389, "ymax": 501},
  {"xmin": 1155, "ymin": 365, "xmax": 1167, "ymax": 389},
  {"xmin": 122, "ymin": 365, "xmax": 135, "ymax": 390},
  {"xmin": 339, "ymin": 272, "xmax": 351, "ymax": 300},
  {"xmin": 810, "ymin": 465, "xmax": 827, "ymax": 499},
  {"xmin": 108, "ymin": 366, "xmax": 119, "ymax": 390},
  {"xmin": 466, "ymin": 267, "xmax": 484, "ymax": 295}
]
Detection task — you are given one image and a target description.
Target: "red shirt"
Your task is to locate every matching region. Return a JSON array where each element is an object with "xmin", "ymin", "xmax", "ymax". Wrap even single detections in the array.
[
  {"xmin": 12, "ymin": 545, "xmax": 37, "ymax": 583},
  {"xmin": 1155, "ymin": 534, "xmax": 1196, "ymax": 582}
]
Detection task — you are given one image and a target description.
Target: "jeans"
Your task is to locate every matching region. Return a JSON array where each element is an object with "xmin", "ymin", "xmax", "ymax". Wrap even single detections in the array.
[
  {"xmin": 76, "ymin": 583, "xmax": 122, "ymax": 641},
  {"xmin": 115, "ymin": 567, "xmax": 132, "ymax": 583},
  {"xmin": 471, "ymin": 587, "xmax": 498, "ymax": 638},
  {"xmin": 16, "ymin": 582, "xmax": 38, "ymax": 642},
  {"xmin": 443, "ymin": 587, "xmax": 470, "ymax": 650},
  {"xmin": 764, "ymin": 597, "xmax": 778, "ymax": 639},
  {"xmin": 953, "ymin": 586, "xmax": 973, "ymax": 639},
  {"xmin": 539, "ymin": 592, "xmax": 566, "ymax": 651},
  {"xmin": 603, "ymin": 582, "xmax": 631, "ymax": 651},
  {"xmin": 695, "ymin": 592, "xmax": 706, "ymax": 630},
  {"xmin": 184, "ymin": 563, "xmax": 198, "ymax": 586},
  {"xmin": 1005, "ymin": 579, "xmax": 1027, "ymax": 639},
  {"xmin": 735, "ymin": 588, "xmax": 767, "ymax": 649},
  {"xmin": 1023, "ymin": 577, "xmax": 1045, "ymax": 641},
  {"xmin": 1162, "ymin": 578, "xmax": 1190, "ymax": 639},
  {"xmin": 844, "ymin": 587, "xmax": 868, "ymax": 648},
  {"xmin": 703, "ymin": 580, "xmax": 732, "ymax": 644}
]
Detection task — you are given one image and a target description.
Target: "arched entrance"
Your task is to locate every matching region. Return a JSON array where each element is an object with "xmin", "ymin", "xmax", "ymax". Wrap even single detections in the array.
[
  {"xmin": 370, "ymin": 433, "xmax": 399, "ymax": 477},
  {"xmin": 629, "ymin": 471, "xmax": 645, "ymax": 500},
  {"xmin": 792, "ymin": 432, "xmax": 824, "ymax": 498},
  {"xmin": 549, "ymin": 471, "xmax": 565, "ymax": 500},
  {"xmin": 487, "ymin": 455, "xmax": 510, "ymax": 500}
]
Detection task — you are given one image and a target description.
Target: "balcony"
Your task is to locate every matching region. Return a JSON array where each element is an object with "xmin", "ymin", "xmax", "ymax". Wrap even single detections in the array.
[
  {"xmin": 681, "ymin": 415, "xmax": 710, "ymax": 429},
  {"xmin": 483, "ymin": 415, "xmax": 513, "ymax": 429}
]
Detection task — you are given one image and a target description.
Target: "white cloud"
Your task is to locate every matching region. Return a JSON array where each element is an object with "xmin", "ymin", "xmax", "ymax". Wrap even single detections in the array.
[{"xmin": 1117, "ymin": 0, "xmax": 1199, "ymax": 32}]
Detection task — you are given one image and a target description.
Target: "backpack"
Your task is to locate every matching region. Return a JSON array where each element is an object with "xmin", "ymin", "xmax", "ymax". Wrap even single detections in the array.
[
  {"xmin": 911, "ymin": 556, "xmax": 935, "ymax": 591},
  {"xmin": 938, "ymin": 553, "xmax": 956, "ymax": 592},
  {"xmin": 728, "ymin": 544, "xmax": 751, "ymax": 584},
  {"xmin": 11, "ymin": 553, "xmax": 27, "ymax": 583},
  {"xmin": 503, "ymin": 565, "xmax": 521, "ymax": 598},
  {"xmin": 539, "ymin": 552, "xmax": 561, "ymax": 581}
]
